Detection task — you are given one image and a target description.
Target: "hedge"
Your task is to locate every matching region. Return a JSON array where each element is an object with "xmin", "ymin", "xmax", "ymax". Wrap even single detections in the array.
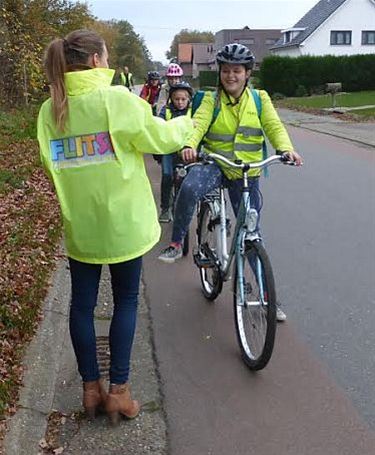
[
  {"xmin": 259, "ymin": 54, "xmax": 375, "ymax": 96},
  {"xmin": 199, "ymin": 70, "xmax": 217, "ymax": 89}
]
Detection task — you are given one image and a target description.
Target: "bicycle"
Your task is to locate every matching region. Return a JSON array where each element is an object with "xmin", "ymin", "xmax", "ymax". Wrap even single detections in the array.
[{"xmin": 191, "ymin": 152, "xmax": 295, "ymax": 370}]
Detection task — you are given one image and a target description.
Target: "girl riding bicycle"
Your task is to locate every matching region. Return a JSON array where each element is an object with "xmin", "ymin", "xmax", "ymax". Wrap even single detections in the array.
[
  {"xmin": 160, "ymin": 62, "xmax": 184, "ymax": 101},
  {"xmin": 140, "ymin": 71, "xmax": 162, "ymax": 115},
  {"xmin": 158, "ymin": 43, "xmax": 303, "ymax": 320},
  {"xmin": 158, "ymin": 81, "xmax": 194, "ymax": 223}
]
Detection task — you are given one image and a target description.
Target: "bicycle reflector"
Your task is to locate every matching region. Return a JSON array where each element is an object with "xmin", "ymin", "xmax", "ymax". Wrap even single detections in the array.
[
  {"xmin": 245, "ymin": 208, "xmax": 258, "ymax": 232},
  {"xmin": 176, "ymin": 167, "xmax": 187, "ymax": 178}
]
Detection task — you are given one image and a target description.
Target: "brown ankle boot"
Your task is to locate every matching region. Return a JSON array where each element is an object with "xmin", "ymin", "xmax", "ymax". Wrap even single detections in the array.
[
  {"xmin": 105, "ymin": 383, "xmax": 140, "ymax": 425},
  {"xmin": 83, "ymin": 379, "xmax": 108, "ymax": 419}
]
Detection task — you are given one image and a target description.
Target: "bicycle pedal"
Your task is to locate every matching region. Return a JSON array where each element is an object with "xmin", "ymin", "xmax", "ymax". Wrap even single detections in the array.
[{"xmin": 193, "ymin": 254, "xmax": 215, "ymax": 269}]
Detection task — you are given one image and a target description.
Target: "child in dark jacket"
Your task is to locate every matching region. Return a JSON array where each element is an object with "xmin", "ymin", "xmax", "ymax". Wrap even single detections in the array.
[
  {"xmin": 140, "ymin": 71, "xmax": 162, "ymax": 115},
  {"xmin": 158, "ymin": 82, "xmax": 194, "ymax": 223}
]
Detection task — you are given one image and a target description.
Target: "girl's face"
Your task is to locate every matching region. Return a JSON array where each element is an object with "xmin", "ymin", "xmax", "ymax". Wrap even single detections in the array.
[
  {"xmin": 168, "ymin": 76, "xmax": 181, "ymax": 86},
  {"xmin": 171, "ymin": 89, "xmax": 190, "ymax": 110},
  {"xmin": 150, "ymin": 78, "xmax": 159, "ymax": 86},
  {"xmin": 220, "ymin": 63, "xmax": 250, "ymax": 98}
]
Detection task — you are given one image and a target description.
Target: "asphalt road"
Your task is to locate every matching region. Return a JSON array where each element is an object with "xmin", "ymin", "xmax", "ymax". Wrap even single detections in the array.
[{"xmin": 142, "ymin": 126, "xmax": 375, "ymax": 455}]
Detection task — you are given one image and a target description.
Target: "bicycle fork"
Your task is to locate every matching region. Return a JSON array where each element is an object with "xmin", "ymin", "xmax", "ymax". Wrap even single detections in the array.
[
  {"xmin": 217, "ymin": 188, "xmax": 229, "ymax": 270},
  {"xmin": 236, "ymin": 237, "xmax": 266, "ymax": 308}
]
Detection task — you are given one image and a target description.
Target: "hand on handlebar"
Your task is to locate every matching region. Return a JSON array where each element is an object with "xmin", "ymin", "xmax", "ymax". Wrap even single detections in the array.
[
  {"xmin": 281, "ymin": 150, "xmax": 303, "ymax": 166},
  {"xmin": 181, "ymin": 147, "xmax": 198, "ymax": 163}
]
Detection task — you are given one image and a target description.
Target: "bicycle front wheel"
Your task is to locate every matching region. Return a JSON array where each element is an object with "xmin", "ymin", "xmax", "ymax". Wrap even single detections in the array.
[
  {"xmin": 196, "ymin": 202, "xmax": 223, "ymax": 300},
  {"xmin": 233, "ymin": 240, "xmax": 276, "ymax": 370}
]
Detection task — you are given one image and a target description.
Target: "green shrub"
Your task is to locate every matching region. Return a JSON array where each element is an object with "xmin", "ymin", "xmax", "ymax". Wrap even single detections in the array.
[
  {"xmin": 199, "ymin": 70, "xmax": 217, "ymax": 88},
  {"xmin": 271, "ymin": 92, "xmax": 286, "ymax": 100},
  {"xmin": 295, "ymin": 84, "xmax": 308, "ymax": 97},
  {"xmin": 259, "ymin": 54, "xmax": 375, "ymax": 96},
  {"xmin": 250, "ymin": 76, "xmax": 261, "ymax": 89}
]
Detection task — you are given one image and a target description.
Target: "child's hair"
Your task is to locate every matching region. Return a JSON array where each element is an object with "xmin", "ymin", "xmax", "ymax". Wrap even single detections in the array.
[{"xmin": 43, "ymin": 29, "xmax": 106, "ymax": 131}]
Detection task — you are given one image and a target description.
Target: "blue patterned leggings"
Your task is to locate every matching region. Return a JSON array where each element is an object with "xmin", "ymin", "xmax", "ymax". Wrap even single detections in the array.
[{"xmin": 171, "ymin": 162, "xmax": 260, "ymax": 243}]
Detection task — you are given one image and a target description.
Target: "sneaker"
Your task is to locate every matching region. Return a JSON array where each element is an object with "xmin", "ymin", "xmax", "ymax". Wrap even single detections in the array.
[
  {"xmin": 276, "ymin": 306, "xmax": 287, "ymax": 322},
  {"xmin": 158, "ymin": 245, "xmax": 183, "ymax": 263},
  {"xmin": 159, "ymin": 208, "xmax": 172, "ymax": 223}
]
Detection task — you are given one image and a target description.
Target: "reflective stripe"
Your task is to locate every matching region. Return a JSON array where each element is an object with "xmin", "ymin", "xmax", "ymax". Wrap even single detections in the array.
[
  {"xmin": 234, "ymin": 143, "xmax": 262, "ymax": 152},
  {"xmin": 203, "ymin": 145, "xmax": 235, "ymax": 160},
  {"xmin": 214, "ymin": 149, "xmax": 236, "ymax": 159},
  {"xmin": 206, "ymin": 132, "xmax": 235, "ymax": 142},
  {"xmin": 237, "ymin": 126, "xmax": 263, "ymax": 137}
]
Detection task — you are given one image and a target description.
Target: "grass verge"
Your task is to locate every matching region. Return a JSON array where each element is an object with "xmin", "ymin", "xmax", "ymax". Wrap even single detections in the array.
[
  {"xmin": 275, "ymin": 90, "xmax": 375, "ymax": 120},
  {"xmin": 0, "ymin": 106, "xmax": 62, "ymax": 448}
]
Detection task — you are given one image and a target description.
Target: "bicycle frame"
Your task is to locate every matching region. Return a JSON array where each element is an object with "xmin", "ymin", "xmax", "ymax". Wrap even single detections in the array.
[
  {"xmin": 201, "ymin": 170, "xmax": 259, "ymax": 282},
  {"xmin": 196, "ymin": 153, "xmax": 290, "ymax": 299}
]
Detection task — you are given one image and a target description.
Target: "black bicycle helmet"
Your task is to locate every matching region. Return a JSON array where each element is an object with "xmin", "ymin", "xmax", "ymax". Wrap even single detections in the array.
[
  {"xmin": 169, "ymin": 81, "xmax": 194, "ymax": 98},
  {"xmin": 147, "ymin": 71, "xmax": 160, "ymax": 81},
  {"xmin": 216, "ymin": 43, "xmax": 255, "ymax": 70}
]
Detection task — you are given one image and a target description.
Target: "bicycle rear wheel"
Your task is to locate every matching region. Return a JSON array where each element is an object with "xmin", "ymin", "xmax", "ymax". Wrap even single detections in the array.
[
  {"xmin": 196, "ymin": 202, "xmax": 223, "ymax": 300},
  {"xmin": 233, "ymin": 240, "xmax": 276, "ymax": 370}
]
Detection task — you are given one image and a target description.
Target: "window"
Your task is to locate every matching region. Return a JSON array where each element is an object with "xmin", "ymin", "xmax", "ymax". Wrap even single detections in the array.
[
  {"xmin": 265, "ymin": 39, "xmax": 277, "ymax": 45},
  {"xmin": 242, "ymin": 39, "xmax": 255, "ymax": 45},
  {"xmin": 330, "ymin": 31, "xmax": 352, "ymax": 45},
  {"xmin": 362, "ymin": 31, "xmax": 375, "ymax": 45},
  {"xmin": 284, "ymin": 31, "xmax": 291, "ymax": 43}
]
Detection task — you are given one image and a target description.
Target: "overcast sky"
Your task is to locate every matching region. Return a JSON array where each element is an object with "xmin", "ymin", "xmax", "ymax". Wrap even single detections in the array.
[{"xmin": 86, "ymin": 0, "xmax": 318, "ymax": 63}]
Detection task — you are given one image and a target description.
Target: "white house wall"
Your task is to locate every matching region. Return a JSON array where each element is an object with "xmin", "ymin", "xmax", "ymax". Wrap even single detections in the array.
[
  {"xmin": 273, "ymin": 47, "xmax": 302, "ymax": 57},
  {"xmin": 301, "ymin": 0, "xmax": 375, "ymax": 55}
]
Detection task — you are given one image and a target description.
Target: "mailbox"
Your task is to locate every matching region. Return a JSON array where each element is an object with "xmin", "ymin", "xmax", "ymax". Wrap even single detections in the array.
[
  {"xmin": 325, "ymin": 82, "xmax": 342, "ymax": 108},
  {"xmin": 326, "ymin": 82, "xmax": 342, "ymax": 93}
]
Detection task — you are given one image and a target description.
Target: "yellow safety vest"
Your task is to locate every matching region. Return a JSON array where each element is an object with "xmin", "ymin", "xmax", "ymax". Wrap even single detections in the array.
[
  {"xmin": 165, "ymin": 106, "xmax": 192, "ymax": 121},
  {"xmin": 187, "ymin": 88, "xmax": 293, "ymax": 179}
]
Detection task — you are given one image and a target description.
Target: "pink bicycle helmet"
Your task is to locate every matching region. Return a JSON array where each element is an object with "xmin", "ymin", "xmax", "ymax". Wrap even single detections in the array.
[{"xmin": 166, "ymin": 63, "xmax": 183, "ymax": 77}]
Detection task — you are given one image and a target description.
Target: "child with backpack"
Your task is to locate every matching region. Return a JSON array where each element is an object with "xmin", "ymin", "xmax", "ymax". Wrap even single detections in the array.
[
  {"xmin": 158, "ymin": 81, "xmax": 194, "ymax": 223},
  {"xmin": 161, "ymin": 63, "xmax": 184, "ymax": 100},
  {"xmin": 140, "ymin": 71, "xmax": 162, "ymax": 115},
  {"xmin": 158, "ymin": 43, "xmax": 303, "ymax": 322}
]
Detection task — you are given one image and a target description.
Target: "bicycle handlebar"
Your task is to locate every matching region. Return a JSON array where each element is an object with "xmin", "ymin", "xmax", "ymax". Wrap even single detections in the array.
[
  {"xmin": 200, "ymin": 152, "xmax": 295, "ymax": 171},
  {"xmin": 175, "ymin": 152, "xmax": 296, "ymax": 176}
]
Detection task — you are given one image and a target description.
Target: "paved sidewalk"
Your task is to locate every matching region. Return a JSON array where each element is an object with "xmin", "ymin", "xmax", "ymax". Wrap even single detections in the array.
[
  {"xmin": 4, "ymin": 260, "xmax": 167, "ymax": 455},
  {"xmin": 278, "ymin": 108, "xmax": 375, "ymax": 148},
  {"xmin": 3, "ymin": 107, "xmax": 374, "ymax": 455}
]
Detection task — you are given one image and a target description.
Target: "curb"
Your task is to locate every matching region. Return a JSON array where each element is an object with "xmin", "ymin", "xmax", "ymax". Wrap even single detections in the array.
[
  {"xmin": 284, "ymin": 120, "xmax": 375, "ymax": 149},
  {"xmin": 4, "ymin": 260, "xmax": 168, "ymax": 455},
  {"xmin": 3, "ymin": 259, "xmax": 71, "ymax": 455}
]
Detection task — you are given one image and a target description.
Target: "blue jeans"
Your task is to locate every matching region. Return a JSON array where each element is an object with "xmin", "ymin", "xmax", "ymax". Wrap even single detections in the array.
[
  {"xmin": 68, "ymin": 256, "xmax": 142, "ymax": 384},
  {"xmin": 160, "ymin": 153, "xmax": 176, "ymax": 210},
  {"xmin": 172, "ymin": 162, "xmax": 261, "ymax": 243},
  {"xmin": 161, "ymin": 153, "xmax": 175, "ymax": 177}
]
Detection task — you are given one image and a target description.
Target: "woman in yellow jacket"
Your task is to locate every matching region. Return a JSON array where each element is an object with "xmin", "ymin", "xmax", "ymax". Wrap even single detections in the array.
[
  {"xmin": 158, "ymin": 43, "xmax": 302, "ymax": 320},
  {"xmin": 38, "ymin": 29, "xmax": 193, "ymax": 424}
]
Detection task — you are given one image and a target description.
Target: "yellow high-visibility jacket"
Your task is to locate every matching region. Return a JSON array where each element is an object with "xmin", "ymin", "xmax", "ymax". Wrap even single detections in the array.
[
  {"xmin": 187, "ymin": 88, "xmax": 293, "ymax": 179},
  {"xmin": 38, "ymin": 68, "xmax": 193, "ymax": 264}
]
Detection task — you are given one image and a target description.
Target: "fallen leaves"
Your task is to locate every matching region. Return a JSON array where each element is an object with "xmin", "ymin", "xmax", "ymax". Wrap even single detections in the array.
[
  {"xmin": 0, "ymin": 121, "xmax": 63, "ymax": 452},
  {"xmin": 38, "ymin": 410, "xmax": 81, "ymax": 454}
]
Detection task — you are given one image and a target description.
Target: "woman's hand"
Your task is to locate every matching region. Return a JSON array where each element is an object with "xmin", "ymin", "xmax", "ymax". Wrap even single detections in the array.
[
  {"xmin": 282, "ymin": 150, "xmax": 303, "ymax": 166},
  {"xmin": 181, "ymin": 147, "xmax": 198, "ymax": 163}
]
